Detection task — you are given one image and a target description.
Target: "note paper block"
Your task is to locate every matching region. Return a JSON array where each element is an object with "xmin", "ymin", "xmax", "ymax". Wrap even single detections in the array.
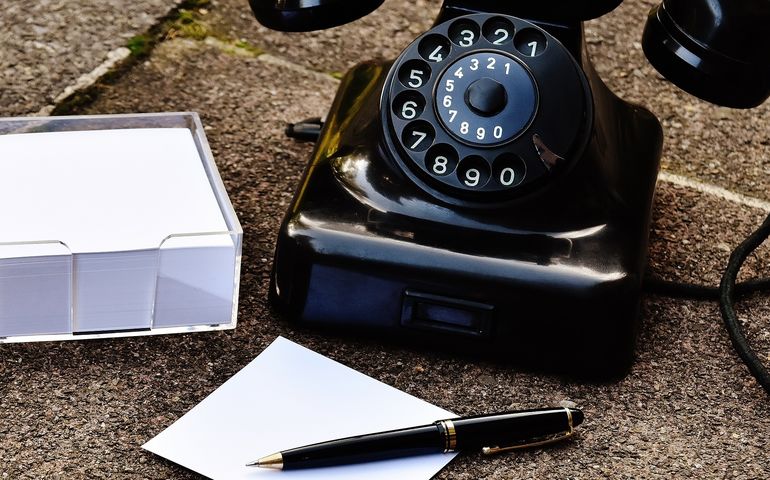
[{"xmin": 0, "ymin": 113, "xmax": 242, "ymax": 342}]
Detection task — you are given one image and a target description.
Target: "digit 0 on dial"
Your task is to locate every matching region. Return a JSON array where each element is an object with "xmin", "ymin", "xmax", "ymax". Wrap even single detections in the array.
[{"xmin": 382, "ymin": 13, "xmax": 592, "ymax": 204}]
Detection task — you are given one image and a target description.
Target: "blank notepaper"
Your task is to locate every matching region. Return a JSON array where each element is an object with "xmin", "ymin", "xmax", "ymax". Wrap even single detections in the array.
[
  {"xmin": 0, "ymin": 126, "xmax": 238, "ymax": 338},
  {"xmin": 143, "ymin": 337, "xmax": 458, "ymax": 480}
]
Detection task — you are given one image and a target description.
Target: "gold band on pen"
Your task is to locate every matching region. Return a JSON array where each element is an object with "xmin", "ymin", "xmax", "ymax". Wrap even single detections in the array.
[{"xmin": 438, "ymin": 419, "xmax": 457, "ymax": 453}]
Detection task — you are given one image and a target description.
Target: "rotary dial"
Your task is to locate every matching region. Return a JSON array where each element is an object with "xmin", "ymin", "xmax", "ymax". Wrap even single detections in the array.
[{"xmin": 383, "ymin": 13, "xmax": 592, "ymax": 203}]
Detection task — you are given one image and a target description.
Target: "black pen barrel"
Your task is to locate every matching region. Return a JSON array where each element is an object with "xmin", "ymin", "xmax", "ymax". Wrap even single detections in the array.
[
  {"xmin": 281, "ymin": 425, "xmax": 443, "ymax": 469},
  {"xmin": 453, "ymin": 408, "xmax": 581, "ymax": 449},
  {"xmin": 277, "ymin": 408, "xmax": 582, "ymax": 469}
]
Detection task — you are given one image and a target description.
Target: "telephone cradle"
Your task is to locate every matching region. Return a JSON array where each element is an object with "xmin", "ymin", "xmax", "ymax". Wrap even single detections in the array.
[{"xmin": 251, "ymin": 0, "xmax": 770, "ymax": 376}]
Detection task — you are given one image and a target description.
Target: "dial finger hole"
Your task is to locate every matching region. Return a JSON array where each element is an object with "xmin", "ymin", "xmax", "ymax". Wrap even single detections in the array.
[
  {"xmin": 402, "ymin": 120, "xmax": 435, "ymax": 152},
  {"xmin": 457, "ymin": 156, "xmax": 491, "ymax": 189},
  {"xmin": 393, "ymin": 91, "xmax": 426, "ymax": 121},
  {"xmin": 448, "ymin": 19, "xmax": 480, "ymax": 48},
  {"xmin": 398, "ymin": 59, "xmax": 431, "ymax": 89},
  {"xmin": 493, "ymin": 153, "xmax": 526, "ymax": 188},
  {"xmin": 425, "ymin": 144, "xmax": 459, "ymax": 177},
  {"xmin": 418, "ymin": 34, "xmax": 451, "ymax": 63},
  {"xmin": 515, "ymin": 29, "xmax": 547, "ymax": 57},
  {"xmin": 482, "ymin": 17, "xmax": 515, "ymax": 46}
]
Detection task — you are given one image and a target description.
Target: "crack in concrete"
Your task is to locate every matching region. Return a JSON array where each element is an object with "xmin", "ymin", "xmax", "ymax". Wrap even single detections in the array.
[
  {"xmin": 38, "ymin": 3, "xmax": 340, "ymax": 117},
  {"xmin": 34, "ymin": 47, "xmax": 132, "ymax": 117},
  {"xmin": 658, "ymin": 171, "xmax": 770, "ymax": 213}
]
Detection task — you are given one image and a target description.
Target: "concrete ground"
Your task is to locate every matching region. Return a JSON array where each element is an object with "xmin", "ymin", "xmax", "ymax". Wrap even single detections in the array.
[
  {"xmin": 0, "ymin": 0, "xmax": 182, "ymax": 116},
  {"xmin": 2, "ymin": 0, "xmax": 770, "ymax": 478}
]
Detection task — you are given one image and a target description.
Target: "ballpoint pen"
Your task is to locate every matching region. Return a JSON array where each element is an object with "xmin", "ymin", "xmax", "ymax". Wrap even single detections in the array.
[{"xmin": 247, "ymin": 407, "xmax": 583, "ymax": 470}]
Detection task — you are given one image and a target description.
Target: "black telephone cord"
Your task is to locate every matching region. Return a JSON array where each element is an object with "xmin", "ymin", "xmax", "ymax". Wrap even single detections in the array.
[
  {"xmin": 644, "ymin": 210, "xmax": 770, "ymax": 396},
  {"xmin": 719, "ymin": 211, "xmax": 770, "ymax": 394}
]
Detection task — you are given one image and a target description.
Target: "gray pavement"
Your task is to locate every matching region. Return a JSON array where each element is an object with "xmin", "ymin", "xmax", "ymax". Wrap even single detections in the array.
[
  {"xmin": 0, "ymin": 0, "xmax": 181, "ymax": 116},
  {"xmin": 1, "ymin": 1, "xmax": 770, "ymax": 479},
  {"xmin": 207, "ymin": 0, "xmax": 441, "ymax": 72}
]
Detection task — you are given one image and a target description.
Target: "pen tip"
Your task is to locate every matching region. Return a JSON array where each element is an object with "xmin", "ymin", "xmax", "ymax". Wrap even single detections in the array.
[{"xmin": 246, "ymin": 452, "xmax": 284, "ymax": 469}]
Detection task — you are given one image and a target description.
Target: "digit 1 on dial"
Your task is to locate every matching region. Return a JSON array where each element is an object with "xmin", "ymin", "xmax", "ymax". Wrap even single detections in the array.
[{"xmin": 515, "ymin": 29, "xmax": 547, "ymax": 57}]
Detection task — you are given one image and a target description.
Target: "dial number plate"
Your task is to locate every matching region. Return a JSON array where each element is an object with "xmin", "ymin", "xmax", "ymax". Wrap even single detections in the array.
[{"xmin": 435, "ymin": 52, "xmax": 537, "ymax": 146}]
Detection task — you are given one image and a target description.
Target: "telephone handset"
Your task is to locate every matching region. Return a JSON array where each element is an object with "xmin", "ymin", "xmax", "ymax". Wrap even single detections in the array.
[
  {"xmin": 250, "ymin": 1, "xmax": 770, "ymax": 375},
  {"xmin": 248, "ymin": 0, "xmax": 385, "ymax": 32},
  {"xmin": 643, "ymin": 0, "xmax": 770, "ymax": 108}
]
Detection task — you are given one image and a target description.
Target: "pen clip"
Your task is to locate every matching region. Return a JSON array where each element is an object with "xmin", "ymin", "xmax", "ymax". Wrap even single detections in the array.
[{"xmin": 481, "ymin": 407, "xmax": 576, "ymax": 455}]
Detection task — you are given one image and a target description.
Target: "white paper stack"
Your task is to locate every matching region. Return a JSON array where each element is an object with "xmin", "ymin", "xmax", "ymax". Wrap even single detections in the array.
[{"xmin": 0, "ymin": 120, "xmax": 241, "ymax": 341}]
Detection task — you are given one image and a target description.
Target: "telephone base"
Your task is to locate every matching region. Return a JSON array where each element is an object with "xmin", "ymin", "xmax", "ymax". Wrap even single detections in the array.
[{"xmin": 271, "ymin": 56, "xmax": 662, "ymax": 377}]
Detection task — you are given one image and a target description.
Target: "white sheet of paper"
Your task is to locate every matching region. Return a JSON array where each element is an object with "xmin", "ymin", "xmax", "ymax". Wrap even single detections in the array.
[
  {"xmin": 0, "ymin": 128, "xmax": 228, "ymax": 253},
  {"xmin": 143, "ymin": 337, "xmax": 458, "ymax": 480}
]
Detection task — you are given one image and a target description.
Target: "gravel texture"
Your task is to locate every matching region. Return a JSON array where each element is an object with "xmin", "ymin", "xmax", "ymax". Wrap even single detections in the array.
[
  {"xmin": 1, "ymin": 1, "xmax": 770, "ymax": 479},
  {"xmin": 206, "ymin": 0, "xmax": 441, "ymax": 73},
  {"xmin": 0, "ymin": 0, "xmax": 181, "ymax": 116}
]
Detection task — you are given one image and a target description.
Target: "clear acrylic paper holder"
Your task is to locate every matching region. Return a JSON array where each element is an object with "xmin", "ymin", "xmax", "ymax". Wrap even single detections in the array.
[{"xmin": 0, "ymin": 113, "xmax": 243, "ymax": 342}]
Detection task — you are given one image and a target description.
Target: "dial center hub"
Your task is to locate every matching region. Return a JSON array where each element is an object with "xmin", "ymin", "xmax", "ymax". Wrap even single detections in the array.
[{"xmin": 465, "ymin": 77, "xmax": 507, "ymax": 116}]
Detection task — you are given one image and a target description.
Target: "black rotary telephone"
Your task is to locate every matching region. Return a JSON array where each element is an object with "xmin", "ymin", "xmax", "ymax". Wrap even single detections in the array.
[{"xmin": 249, "ymin": 0, "xmax": 770, "ymax": 378}]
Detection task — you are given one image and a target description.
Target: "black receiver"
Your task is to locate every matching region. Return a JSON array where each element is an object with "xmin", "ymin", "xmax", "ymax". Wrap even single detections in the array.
[
  {"xmin": 250, "ymin": 1, "xmax": 770, "ymax": 376},
  {"xmin": 642, "ymin": 0, "xmax": 770, "ymax": 108},
  {"xmin": 249, "ymin": 0, "xmax": 384, "ymax": 32}
]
